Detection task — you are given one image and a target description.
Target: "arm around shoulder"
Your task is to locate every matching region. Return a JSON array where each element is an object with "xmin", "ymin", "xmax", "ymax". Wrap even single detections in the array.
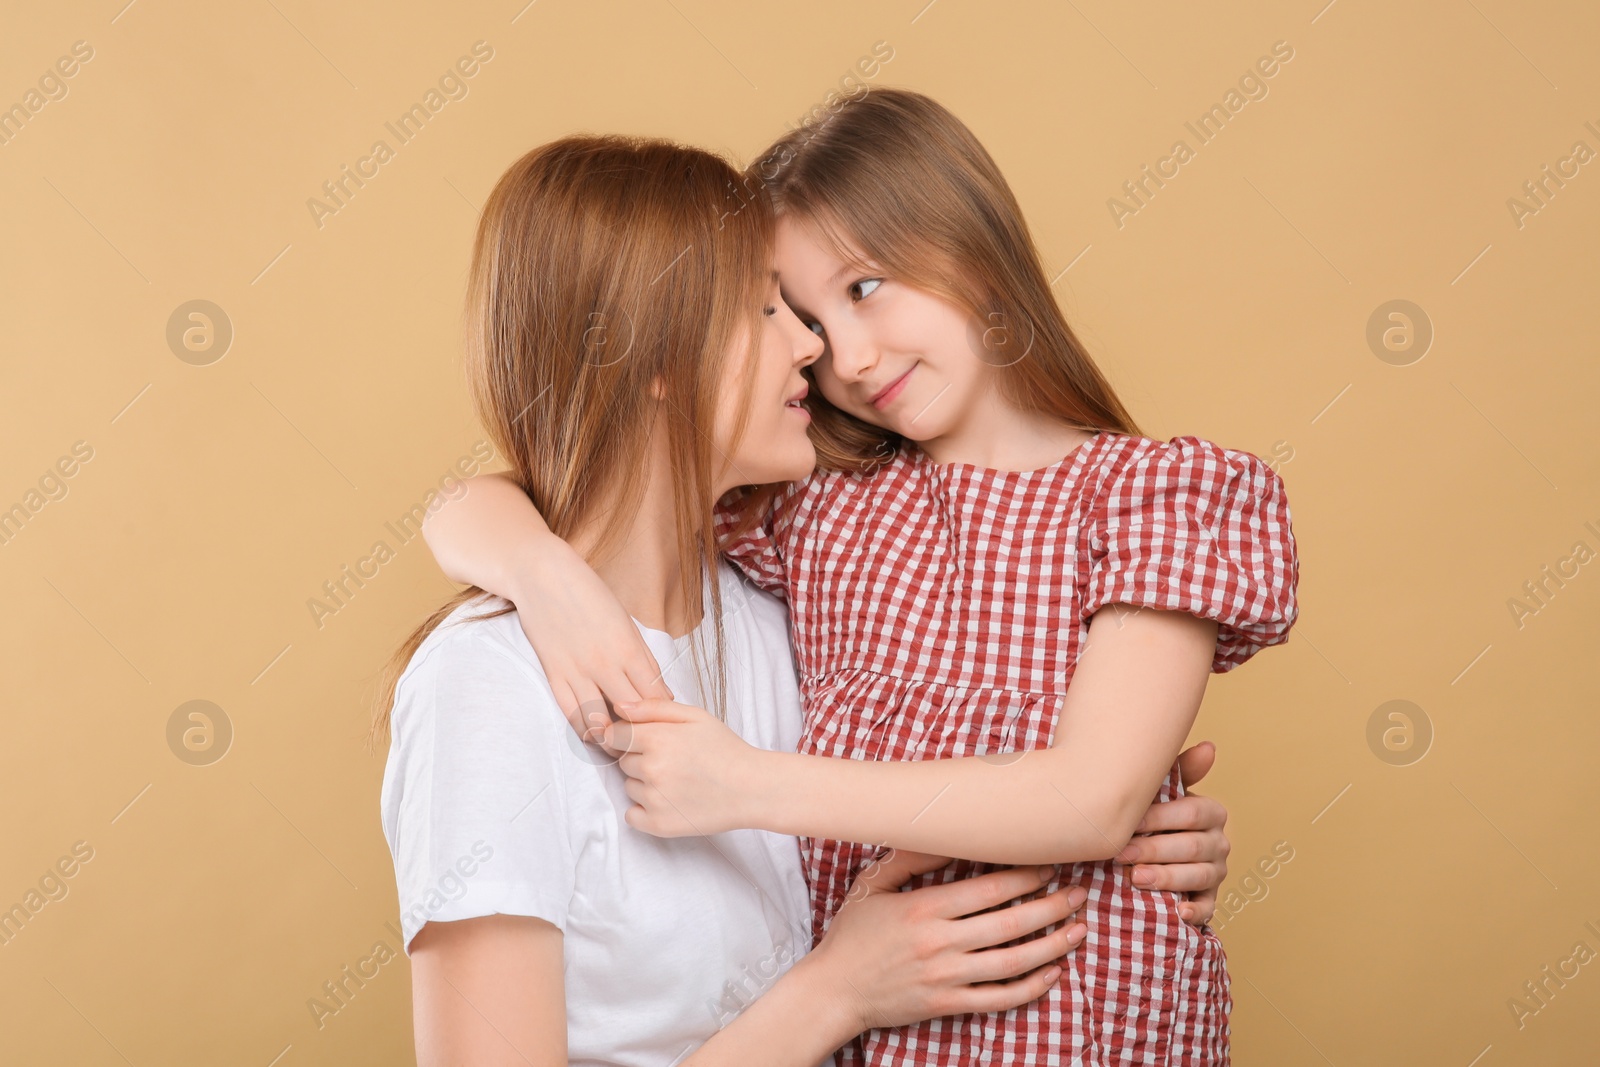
[{"xmin": 421, "ymin": 472, "xmax": 555, "ymax": 597}]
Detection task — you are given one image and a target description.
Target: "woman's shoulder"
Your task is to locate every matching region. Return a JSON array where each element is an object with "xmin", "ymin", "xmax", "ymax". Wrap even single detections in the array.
[
  {"xmin": 401, "ymin": 596, "xmax": 545, "ymax": 685},
  {"xmin": 389, "ymin": 596, "xmax": 566, "ymax": 743}
]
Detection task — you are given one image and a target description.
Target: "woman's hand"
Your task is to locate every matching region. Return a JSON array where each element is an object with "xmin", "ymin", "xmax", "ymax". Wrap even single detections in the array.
[
  {"xmin": 604, "ymin": 699, "xmax": 760, "ymax": 837},
  {"xmin": 1115, "ymin": 740, "xmax": 1231, "ymax": 926},
  {"xmin": 804, "ymin": 849, "xmax": 1087, "ymax": 1032}
]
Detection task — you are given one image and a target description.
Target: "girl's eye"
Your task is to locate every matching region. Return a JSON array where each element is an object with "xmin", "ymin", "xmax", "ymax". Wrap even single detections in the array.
[
  {"xmin": 849, "ymin": 278, "xmax": 882, "ymax": 302},
  {"xmin": 764, "ymin": 305, "xmax": 777, "ymax": 316},
  {"xmin": 806, "ymin": 322, "xmax": 825, "ymax": 337}
]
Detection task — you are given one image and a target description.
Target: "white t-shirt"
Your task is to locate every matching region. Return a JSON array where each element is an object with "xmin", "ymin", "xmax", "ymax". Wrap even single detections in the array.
[{"xmin": 379, "ymin": 561, "xmax": 827, "ymax": 1066}]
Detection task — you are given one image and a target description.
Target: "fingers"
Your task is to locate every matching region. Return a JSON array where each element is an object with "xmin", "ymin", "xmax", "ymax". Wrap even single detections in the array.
[
  {"xmin": 550, "ymin": 681, "xmax": 588, "ymax": 740},
  {"xmin": 1183, "ymin": 886, "xmax": 1218, "ymax": 926},
  {"xmin": 1116, "ymin": 827, "xmax": 1212, "ymax": 867},
  {"xmin": 947, "ymin": 885, "xmax": 1088, "ymax": 953},
  {"xmin": 624, "ymin": 650, "xmax": 675, "ymax": 701},
  {"xmin": 568, "ymin": 678, "xmax": 610, "ymax": 743},
  {"xmin": 1124, "ymin": 861, "xmax": 1226, "ymax": 895},
  {"xmin": 600, "ymin": 669, "xmax": 645, "ymax": 709},
  {"xmin": 945, "ymin": 962, "xmax": 1064, "ymax": 1016},
  {"xmin": 1131, "ymin": 794, "xmax": 1227, "ymax": 835},
  {"xmin": 611, "ymin": 697, "xmax": 688, "ymax": 724},
  {"xmin": 623, "ymin": 776, "xmax": 650, "ymax": 807},
  {"xmin": 960, "ymin": 915, "xmax": 1086, "ymax": 984},
  {"xmin": 850, "ymin": 849, "xmax": 956, "ymax": 896},
  {"xmin": 914, "ymin": 865, "xmax": 1059, "ymax": 919},
  {"xmin": 1175, "ymin": 740, "xmax": 1216, "ymax": 790}
]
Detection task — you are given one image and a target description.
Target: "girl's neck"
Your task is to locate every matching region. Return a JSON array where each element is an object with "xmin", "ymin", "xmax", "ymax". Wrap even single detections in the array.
[{"xmin": 916, "ymin": 385, "xmax": 1096, "ymax": 472}]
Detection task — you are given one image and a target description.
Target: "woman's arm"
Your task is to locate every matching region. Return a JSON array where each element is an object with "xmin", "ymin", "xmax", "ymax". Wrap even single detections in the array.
[
  {"xmin": 410, "ymin": 913, "xmax": 567, "ymax": 1066},
  {"xmin": 408, "ymin": 855, "xmax": 1088, "ymax": 1066},
  {"xmin": 691, "ymin": 852, "xmax": 1083, "ymax": 1065},
  {"xmin": 610, "ymin": 602, "xmax": 1218, "ymax": 867}
]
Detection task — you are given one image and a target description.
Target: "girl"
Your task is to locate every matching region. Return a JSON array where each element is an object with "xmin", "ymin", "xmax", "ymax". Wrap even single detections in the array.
[
  {"xmin": 373, "ymin": 134, "xmax": 1104, "ymax": 1066},
  {"xmin": 423, "ymin": 89, "xmax": 1295, "ymax": 1065}
]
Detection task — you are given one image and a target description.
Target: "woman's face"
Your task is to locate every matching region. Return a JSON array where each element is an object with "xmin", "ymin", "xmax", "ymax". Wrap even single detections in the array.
[
  {"xmin": 774, "ymin": 213, "xmax": 995, "ymax": 444},
  {"xmin": 712, "ymin": 267, "xmax": 824, "ymax": 492}
]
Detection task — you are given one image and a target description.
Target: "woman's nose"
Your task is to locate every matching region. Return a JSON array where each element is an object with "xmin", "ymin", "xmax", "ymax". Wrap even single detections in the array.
[{"xmin": 794, "ymin": 321, "xmax": 824, "ymax": 367}]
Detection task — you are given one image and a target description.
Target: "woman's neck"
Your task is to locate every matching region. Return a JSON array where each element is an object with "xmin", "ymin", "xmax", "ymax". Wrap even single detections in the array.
[{"xmin": 566, "ymin": 441, "xmax": 699, "ymax": 639}]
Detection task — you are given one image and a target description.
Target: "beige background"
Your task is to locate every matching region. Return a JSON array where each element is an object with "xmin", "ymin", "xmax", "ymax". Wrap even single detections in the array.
[{"xmin": 3, "ymin": 0, "xmax": 1597, "ymax": 1063}]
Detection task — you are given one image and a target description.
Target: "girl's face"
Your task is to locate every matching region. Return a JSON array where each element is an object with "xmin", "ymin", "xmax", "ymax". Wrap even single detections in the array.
[
  {"xmin": 775, "ymin": 213, "xmax": 994, "ymax": 444},
  {"xmin": 712, "ymin": 266, "xmax": 824, "ymax": 492}
]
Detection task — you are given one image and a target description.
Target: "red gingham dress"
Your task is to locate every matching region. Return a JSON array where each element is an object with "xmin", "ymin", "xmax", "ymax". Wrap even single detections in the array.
[{"xmin": 713, "ymin": 431, "xmax": 1300, "ymax": 1066}]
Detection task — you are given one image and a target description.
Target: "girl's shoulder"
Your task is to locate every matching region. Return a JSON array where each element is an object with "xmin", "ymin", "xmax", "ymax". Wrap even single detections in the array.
[
  {"xmin": 1078, "ymin": 432, "xmax": 1300, "ymax": 672},
  {"xmin": 1085, "ymin": 432, "xmax": 1289, "ymax": 511}
]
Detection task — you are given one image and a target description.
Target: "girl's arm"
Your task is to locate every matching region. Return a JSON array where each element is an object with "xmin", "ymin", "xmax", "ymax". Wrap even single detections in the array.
[
  {"xmin": 425, "ymin": 474, "xmax": 1233, "ymax": 886},
  {"xmin": 422, "ymin": 473, "xmax": 676, "ymax": 736},
  {"xmin": 610, "ymin": 602, "xmax": 1218, "ymax": 868},
  {"xmin": 408, "ymin": 854, "xmax": 1088, "ymax": 1066}
]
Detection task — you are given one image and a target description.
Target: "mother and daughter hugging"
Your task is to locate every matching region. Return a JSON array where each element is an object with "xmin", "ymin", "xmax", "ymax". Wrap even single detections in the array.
[{"xmin": 372, "ymin": 87, "xmax": 1300, "ymax": 1066}]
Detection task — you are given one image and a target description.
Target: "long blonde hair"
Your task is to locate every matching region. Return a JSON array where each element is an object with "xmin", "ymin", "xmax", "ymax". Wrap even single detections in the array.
[
  {"xmin": 369, "ymin": 135, "xmax": 773, "ymax": 748},
  {"xmin": 751, "ymin": 87, "xmax": 1144, "ymax": 472}
]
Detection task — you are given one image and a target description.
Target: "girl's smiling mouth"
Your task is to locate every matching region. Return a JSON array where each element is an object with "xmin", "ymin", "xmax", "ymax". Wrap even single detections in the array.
[{"xmin": 870, "ymin": 366, "xmax": 915, "ymax": 409}]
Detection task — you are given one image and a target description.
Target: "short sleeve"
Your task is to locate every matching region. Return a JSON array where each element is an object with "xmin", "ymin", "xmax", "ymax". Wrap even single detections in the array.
[
  {"xmin": 1080, "ymin": 436, "xmax": 1300, "ymax": 673},
  {"xmin": 712, "ymin": 479, "xmax": 813, "ymax": 600},
  {"xmin": 379, "ymin": 621, "xmax": 581, "ymax": 954}
]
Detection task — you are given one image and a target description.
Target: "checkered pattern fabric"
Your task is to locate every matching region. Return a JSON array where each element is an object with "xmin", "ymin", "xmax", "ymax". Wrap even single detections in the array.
[{"xmin": 714, "ymin": 432, "xmax": 1300, "ymax": 1066}]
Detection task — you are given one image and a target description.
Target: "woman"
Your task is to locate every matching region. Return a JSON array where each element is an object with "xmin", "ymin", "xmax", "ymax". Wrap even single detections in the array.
[{"xmin": 372, "ymin": 134, "xmax": 1106, "ymax": 1066}]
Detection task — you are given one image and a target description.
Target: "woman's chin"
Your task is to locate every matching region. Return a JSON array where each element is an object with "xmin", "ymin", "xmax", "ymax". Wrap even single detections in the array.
[{"xmin": 771, "ymin": 442, "xmax": 817, "ymax": 483}]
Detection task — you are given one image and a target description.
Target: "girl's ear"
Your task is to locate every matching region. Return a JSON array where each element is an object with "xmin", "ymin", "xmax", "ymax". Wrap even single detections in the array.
[{"xmin": 649, "ymin": 375, "xmax": 666, "ymax": 400}]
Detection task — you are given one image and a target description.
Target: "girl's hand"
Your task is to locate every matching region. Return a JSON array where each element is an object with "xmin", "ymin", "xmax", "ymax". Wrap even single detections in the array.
[
  {"xmin": 806, "ymin": 849, "xmax": 1088, "ymax": 1032},
  {"xmin": 503, "ymin": 532, "xmax": 677, "ymax": 743},
  {"xmin": 1115, "ymin": 740, "xmax": 1230, "ymax": 926},
  {"xmin": 604, "ymin": 699, "xmax": 758, "ymax": 837}
]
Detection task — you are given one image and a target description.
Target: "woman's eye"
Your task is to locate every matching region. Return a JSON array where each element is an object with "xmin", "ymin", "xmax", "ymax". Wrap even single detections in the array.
[
  {"xmin": 763, "ymin": 305, "xmax": 777, "ymax": 316},
  {"xmin": 806, "ymin": 322, "xmax": 825, "ymax": 336},
  {"xmin": 849, "ymin": 278, "xmax": 882, "ymax": 301}
]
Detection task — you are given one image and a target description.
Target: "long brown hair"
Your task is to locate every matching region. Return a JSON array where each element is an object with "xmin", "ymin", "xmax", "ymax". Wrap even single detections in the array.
[
  {"xmin": 368, "ymin": 135, "xmax": 773, "ymax": 749},
  {"xmin": 749, "ymin": 86, "xmax": 1144, "ymax": 472}
]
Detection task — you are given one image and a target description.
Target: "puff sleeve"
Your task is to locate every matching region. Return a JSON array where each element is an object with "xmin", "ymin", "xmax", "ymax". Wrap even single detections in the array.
[
  {"xmin": 1080, "ymin": 435, "xmax": 1300, "ymax": 673},
  {"xmin": 711, "ymin": 478, "xmax": 814, "ymax": 600}
]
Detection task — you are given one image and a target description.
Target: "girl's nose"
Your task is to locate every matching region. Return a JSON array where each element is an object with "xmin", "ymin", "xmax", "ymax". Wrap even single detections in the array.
[{"xmin": 827, "ymin": 330, "xmax": 878, "ymax": 383}]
